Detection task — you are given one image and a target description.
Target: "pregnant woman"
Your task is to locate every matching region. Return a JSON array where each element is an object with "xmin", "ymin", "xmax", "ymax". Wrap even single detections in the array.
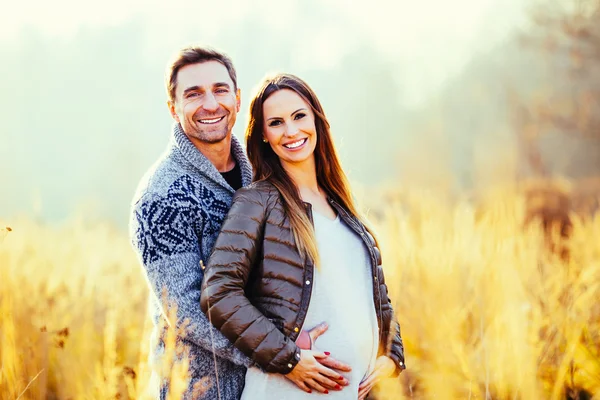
[{"xmin": 201, "ymin": 73, "xmax": 405, "ymax": 399}]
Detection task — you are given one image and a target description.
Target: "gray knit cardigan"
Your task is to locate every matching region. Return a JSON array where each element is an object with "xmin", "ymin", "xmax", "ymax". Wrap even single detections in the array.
[{"xmin": 130, "ymin": 123, "xmax": 253, "ymax": 399}]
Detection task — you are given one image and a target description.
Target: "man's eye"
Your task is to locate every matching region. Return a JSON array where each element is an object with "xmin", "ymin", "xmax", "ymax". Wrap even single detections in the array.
[
  {"xmin": 294, "ymin": 113, "xmax": 306, "ymax": 120},
  {"xmin": 186, "ymin": 92, "xmax": 199, "ymax": 98},
  {"xmin": 216, "ymin": 89, "xmax": 228, "ymax": 94}
]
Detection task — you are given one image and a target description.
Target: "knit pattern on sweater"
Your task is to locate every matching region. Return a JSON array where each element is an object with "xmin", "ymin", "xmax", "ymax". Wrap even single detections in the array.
[{"xmin": 135, "ymin": 174, "xmax": 229, "ymax": 265}]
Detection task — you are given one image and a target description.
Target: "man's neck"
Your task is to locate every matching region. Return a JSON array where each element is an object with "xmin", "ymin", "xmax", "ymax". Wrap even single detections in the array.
[{"xmin": 188, "ymin": 135, "xmax": 235, "ymax": 172}]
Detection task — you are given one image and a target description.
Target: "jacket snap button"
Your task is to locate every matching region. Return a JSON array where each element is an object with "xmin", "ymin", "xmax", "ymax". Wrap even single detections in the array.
[
  {"xmin": 294, "ymin": 327, "xmax": 299, "ymax": 332},
  {"xmin": 288, "ymin": 363, "xmax": 293, "ymax": 368},
  {"xmin": 305, "ymin": 280, "xmax": 311, "ymax": 285},
  {"xmin": 374, "ymin": 276, "xmax": 378, "ymax": 281}
]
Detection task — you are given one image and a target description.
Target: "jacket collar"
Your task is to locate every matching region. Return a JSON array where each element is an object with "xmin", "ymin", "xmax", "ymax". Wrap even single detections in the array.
[{"xmin": 303, "ymin": 198, "xmax": 363, "ymax": 233}]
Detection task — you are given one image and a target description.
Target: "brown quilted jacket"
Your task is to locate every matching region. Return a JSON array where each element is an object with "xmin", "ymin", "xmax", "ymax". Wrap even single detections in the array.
[{"xmin": 200, "ymin": 180, "xmax": 406, "ymax": 375}]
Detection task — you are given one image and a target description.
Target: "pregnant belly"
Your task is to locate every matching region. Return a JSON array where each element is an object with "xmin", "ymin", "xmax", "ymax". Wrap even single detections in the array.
[
  {"xmin": 299, "ymin": 318, "xmax": 377, "ymax": 382},
  {"xmin": 241, "ymin": 315, "xmax": 378, "ymax": 400}
]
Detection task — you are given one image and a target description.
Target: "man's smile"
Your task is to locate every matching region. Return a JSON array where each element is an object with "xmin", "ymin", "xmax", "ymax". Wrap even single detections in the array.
[{"xmin": 198, "ymin": 116, "xmax": 225, "ymax": 124}]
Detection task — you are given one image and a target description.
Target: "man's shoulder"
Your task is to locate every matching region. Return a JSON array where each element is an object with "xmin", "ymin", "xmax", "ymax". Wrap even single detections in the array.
[{"xmin": 131, "ymin": 160, "xmax": 166, "ymax": 203}]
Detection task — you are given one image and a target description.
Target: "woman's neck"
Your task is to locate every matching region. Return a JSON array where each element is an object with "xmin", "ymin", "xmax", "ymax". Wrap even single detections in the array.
[
  {"xmin": 282, "ymin": 157, "xmax": 336, "ymax": 219},
  {"xmin": 282, "ymin": 158, "xmax": 320, "ymax": 199}
]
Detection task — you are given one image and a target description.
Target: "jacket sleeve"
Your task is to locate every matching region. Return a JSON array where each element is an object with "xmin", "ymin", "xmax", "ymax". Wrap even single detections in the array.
[
  {"xmin": 200, "ymin": 188, "xmax": 302, "ymax": 374},
  {"xmin": 130, "ymin": 193, "xmax": 252, "ymax": 367},
  {"xmin": 387, "ymin": 313, "xmax": 406, "ymax": 377},
  {"xmin": 368, "ymin": 227, "xmax": 406, "ymax": 377},
  {"xmin": 379, "ymin": 273, "xmax": 406, "ymax": 377}
]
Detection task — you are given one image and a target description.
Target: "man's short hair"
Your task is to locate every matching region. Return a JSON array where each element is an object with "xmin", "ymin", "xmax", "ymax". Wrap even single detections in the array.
[{"xmin": 165, "ymin": 46, "xmax": 237, "ymax": 103}]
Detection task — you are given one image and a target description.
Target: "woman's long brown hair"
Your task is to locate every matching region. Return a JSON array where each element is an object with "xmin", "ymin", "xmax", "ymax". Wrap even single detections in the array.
[{"xmin": 245, "ymin": 73, "xmax": 377, "ymax": 264}]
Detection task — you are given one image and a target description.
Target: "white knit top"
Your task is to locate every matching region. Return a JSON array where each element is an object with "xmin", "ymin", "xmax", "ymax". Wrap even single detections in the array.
[{"xmin": 241, "ymin": 211, "xmax": 379, "ymax": 399}]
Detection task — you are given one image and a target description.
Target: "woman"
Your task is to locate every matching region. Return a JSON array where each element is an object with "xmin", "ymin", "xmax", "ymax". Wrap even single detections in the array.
[{"xmin": 200, "ymin": 73, "xmax": 405, "ymax": 399}]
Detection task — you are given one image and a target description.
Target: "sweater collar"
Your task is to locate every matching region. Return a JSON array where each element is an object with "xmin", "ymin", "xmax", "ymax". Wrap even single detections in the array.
[{"xmin": 171, "ymin": 123, "xmax": 253, "ymax": 193}]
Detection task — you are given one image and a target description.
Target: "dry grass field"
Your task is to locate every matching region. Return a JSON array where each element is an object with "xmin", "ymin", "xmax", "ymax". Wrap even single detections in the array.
[{"xmin": 1, "ymin": 181, "xmax": 599, "ymax": 399}]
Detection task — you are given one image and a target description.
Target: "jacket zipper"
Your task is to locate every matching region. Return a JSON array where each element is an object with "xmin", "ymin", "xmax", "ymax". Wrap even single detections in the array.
[
  {"xmin": 296, "ymin": 267, "xmax": 313, "ymax": 341},
  {"xmin": 295, "ymin": 204, "xmax": 316, "ymax": 342}
]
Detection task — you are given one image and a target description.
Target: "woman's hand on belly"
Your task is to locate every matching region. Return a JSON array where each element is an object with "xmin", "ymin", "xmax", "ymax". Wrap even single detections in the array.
[
  {"xmin": 357, "ymin": 355, "xmax": 397, "ymax": 400},
  {"xmin": 297, "ymin": 321, "xmax": 352, "ymax": 384},
  {"xmin": 284, "ymin": 349, "xmax": 347, "ymax": 394}
]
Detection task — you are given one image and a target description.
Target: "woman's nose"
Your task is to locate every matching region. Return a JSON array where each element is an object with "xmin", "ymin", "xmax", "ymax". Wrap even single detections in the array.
[{"xmin": 284, "ymin": 122, "xmax": 300, "ymax": 137}]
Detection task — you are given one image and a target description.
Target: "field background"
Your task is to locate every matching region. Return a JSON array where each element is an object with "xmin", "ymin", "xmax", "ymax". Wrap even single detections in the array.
[
  {"xmin": 2, "ymin": 181, "xmax": 599, "ymax": 399},
  {"xmin": 2, "ymin": 0, "xmax": 600, "ymax": 398}
]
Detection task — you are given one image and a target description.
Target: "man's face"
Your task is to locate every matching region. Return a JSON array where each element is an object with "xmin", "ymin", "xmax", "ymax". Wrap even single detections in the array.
[{"xmin": 169, "ymin": 61, "xmax": 240, "ymax": 144}]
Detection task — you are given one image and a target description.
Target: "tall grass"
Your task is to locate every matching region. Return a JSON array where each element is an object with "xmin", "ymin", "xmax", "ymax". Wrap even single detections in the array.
[
  {"xmin": 1, "ymin": 184, "xmax": 599, "ymax": 399},
  {"xmin": 0, "ymin": 218, "xmax": 152, "ymax": 399}
]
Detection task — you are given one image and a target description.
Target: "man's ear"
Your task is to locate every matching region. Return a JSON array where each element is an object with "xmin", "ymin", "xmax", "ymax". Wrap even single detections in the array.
[
  {"xmin": 236, "ymin": 88, "xmax": 241, "ymax": 113},
  {"xmin": 168, "ymin": 100, "xmax": 180, "ymax": 122}
]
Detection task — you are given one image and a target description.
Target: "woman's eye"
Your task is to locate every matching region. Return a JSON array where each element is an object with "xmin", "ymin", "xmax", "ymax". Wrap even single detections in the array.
[
  {"xmin": 294, "ymin": 113, "xmax": 306, "ymax": 120},
  {"xmin": 268, "ymin": 120, "xmax": 282, "ymax": 127}
]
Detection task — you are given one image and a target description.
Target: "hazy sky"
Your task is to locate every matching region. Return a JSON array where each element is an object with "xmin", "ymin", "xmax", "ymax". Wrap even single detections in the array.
[
  {"xmin": 1, "ymin": 0, "xmax": 529, "ymax": 106},
  {"xmin": 0, "ymin": 0, "xmax": 535, "ymax": 224}
]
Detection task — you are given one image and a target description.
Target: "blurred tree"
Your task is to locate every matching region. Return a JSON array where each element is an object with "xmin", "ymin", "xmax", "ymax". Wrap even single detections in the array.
[{"xmin": 516, "ymin": 0, "xmax": 600, "ymax": 177}]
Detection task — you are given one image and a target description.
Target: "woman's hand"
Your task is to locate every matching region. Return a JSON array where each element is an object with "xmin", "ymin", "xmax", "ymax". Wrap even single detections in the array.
[
  {"xmin": 357, "ymin": 355, "xmax": 397, "ymax": 400},
  {"xmin": 284, "ymin": 349, "xmax": 347, "ymax": 394},
  {"xmin": 297, "ymin": 322, "xmax": 351, "ymax": 388}
]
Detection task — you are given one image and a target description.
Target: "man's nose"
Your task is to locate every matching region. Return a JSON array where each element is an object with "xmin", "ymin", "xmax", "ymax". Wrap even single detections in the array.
[{"xmin": 202, "ymin": 93, "xmax": 219, "ymax": 112}]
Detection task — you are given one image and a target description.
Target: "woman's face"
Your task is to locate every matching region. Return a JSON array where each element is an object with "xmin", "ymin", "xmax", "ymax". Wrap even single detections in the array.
[{"xmin": 262, "ymin": 89, "xmax": 317, "ymax": 168}]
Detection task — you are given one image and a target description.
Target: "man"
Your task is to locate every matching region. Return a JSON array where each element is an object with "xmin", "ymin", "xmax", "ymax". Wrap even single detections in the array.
[
  {"xmin": 130, "ymin": 46, "xmax": 349, "ymax": 399},
  {"xmin": 130, "ymin": 46, "xmax": 251, "ymax": 399}
]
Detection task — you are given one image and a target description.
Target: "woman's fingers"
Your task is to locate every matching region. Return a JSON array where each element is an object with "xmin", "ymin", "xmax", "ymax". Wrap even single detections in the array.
[
  {"xmin": 312, "ymin": 350, "xmax": 329, "ymax": 359},
  {"xmin": 295, "ymin": 380, "xmax": 313, "ymax": 394},
  {"xmin": 306, "ymin": 377, "xmax": 329, "ymax": 394},
  {"xmin": 358, "ymin": 355, "xmax": 395, "ymax": 397},
  {"xmin": 305, "ymin": 351, "xmax": 346, "ymax": 391},
  {"xmin": 311, "ymin": 362, "xmax": 345, "ymax": 389},
  {"xmin": 312, "ymin": 349, "xmax": 351, "ymax": 385},
  {"xmin": 317, "ymin": 355, "xmax": 352, "ymax": 373},
  {"xmin": 358, "ymin": 372, "xmax": 377, "ymax": 391},
  {"xmin": 285, "ymin": 349, "xmax": 347, "ymax": 393},
  {"xmin": 315, "ymin": 359, "xmax": 344, "ymax": 379},
  {"xmin": 358, "ymin": 379, "xmax": 376, "ymax": 399},
  {"xmin": 358, "ymin": 370, "xmax": 379, "ymax": 398},
  {"xmin": 309, "ymin": 351, "xmax": 346, "ymax": 391},
  {"xmin": 358, "ymin": 383, "xmax": 375, "ymax": 400},
  {"xmin": 308, "ymin": 321, "xmax": 329, "ymax": 343},
  {"xmin": 284, "ymin": 371, "xmax": 313, "ymax": 394},
  {"xmin": 358, "ymin": 382, "xmax": 372, "ymax": 399},
  {"xmin": 312, "ymin": 370, "xmax": 344, "ymax": 391}
]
